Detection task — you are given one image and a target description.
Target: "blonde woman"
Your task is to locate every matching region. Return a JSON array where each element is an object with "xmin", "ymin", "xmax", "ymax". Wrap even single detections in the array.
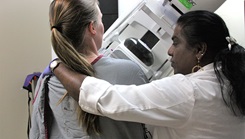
[{"xmin": 30, "ymin": 0, "xmax": 150, "ymax": 138}]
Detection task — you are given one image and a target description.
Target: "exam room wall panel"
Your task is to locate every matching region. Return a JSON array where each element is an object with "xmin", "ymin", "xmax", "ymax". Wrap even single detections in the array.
[
  {"xmin": 99, "ymin": 0, "xmax": 118, "ymax": 31},
  {"xmin": 0, "ymin": 0, "xmax": 51, "ymax": 139}
]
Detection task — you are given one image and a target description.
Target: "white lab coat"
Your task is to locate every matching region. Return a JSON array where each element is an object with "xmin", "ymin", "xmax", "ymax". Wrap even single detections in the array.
[{"xmin": 79, "ymin": 63, "xmax": 245, "ymax": 139}]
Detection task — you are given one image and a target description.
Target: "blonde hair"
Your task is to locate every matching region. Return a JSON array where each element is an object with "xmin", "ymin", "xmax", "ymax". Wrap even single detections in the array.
[{"xmin": 49, "ymin": 0, "xmax": 100, "ymax": 135}]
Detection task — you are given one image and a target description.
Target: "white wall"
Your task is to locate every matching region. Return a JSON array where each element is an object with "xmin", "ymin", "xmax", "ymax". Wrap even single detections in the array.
[
  {"xmin": 215, "ymin": 0, "xmax": 245, "ymax": 46},
  {"xmin": 0, "ymin": 0, "xmax": 51, "ymax": 139}
]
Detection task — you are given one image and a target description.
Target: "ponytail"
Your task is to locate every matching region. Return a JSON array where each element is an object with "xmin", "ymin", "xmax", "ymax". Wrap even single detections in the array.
[
  {"xmin": 50, "ymin": 0, "xmax": 101, "ymax": 135},
  {"xmin": 51, "ymin": 29, "xmax": 94, "ymax": 76},
  {"xmin": 214, "ymin": 43, "xmax": 245, "ymax": 116}
]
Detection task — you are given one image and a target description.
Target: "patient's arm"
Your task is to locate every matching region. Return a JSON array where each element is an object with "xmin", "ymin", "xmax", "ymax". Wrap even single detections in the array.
[{"xmin": 53, "ymin": 62, "xmax": 87, "ymax": 101}]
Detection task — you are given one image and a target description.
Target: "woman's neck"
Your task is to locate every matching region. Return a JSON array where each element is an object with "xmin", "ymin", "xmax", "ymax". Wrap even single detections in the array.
[{"xmin": 86, "ymin": 53, "xmax": 99, "ymax": 63}]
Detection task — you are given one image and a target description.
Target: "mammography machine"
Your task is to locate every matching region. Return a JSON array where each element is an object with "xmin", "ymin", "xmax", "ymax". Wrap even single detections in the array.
[{"xmin": 99, "ymin": 0, "xmax": 226, "ymax": 81}]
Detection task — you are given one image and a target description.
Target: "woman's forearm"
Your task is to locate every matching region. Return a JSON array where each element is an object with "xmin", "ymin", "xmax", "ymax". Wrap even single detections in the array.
[{"xmin": 53, "ymin": 62, "xmax": 87, "ymax": 101}]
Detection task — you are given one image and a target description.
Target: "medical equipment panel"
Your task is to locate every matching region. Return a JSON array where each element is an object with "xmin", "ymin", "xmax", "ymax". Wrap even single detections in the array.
[{"xmin": 99, "ymin": 0, "xmax": 226, "ymax": 81}]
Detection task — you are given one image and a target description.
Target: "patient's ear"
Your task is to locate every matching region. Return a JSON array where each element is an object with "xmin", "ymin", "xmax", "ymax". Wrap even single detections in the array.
[{"xmin": 88, "ymin": 21, "xmax": 96, "ymax": 35}]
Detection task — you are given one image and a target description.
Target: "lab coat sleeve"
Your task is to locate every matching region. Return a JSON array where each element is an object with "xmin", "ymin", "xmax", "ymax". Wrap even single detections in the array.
[{"xmin": 79, "ymin": 75, "xmax": 195, "ymax": 128}]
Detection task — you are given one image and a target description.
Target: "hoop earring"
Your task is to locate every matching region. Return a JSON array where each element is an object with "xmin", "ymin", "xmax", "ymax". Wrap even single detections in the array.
[{"xmin": 192, "ymin": 57, "xmax": 203, "ymax": 73}]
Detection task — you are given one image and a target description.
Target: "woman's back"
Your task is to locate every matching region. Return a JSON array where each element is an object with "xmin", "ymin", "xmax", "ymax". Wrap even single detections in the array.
[
  {"xmin": 45, "ymin": 56, "xmax": 150, "ymax": 139},
  {"xmin": 177, "ymin": 64, "xmax": 245, "ymax": 139},
  {"xmin": 93, "ymin": 56, "xmax": 149, "ymax": 139},
  {"xmin": 153, "ymin": 64, "xmax": 245, "ymax": 139}
]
